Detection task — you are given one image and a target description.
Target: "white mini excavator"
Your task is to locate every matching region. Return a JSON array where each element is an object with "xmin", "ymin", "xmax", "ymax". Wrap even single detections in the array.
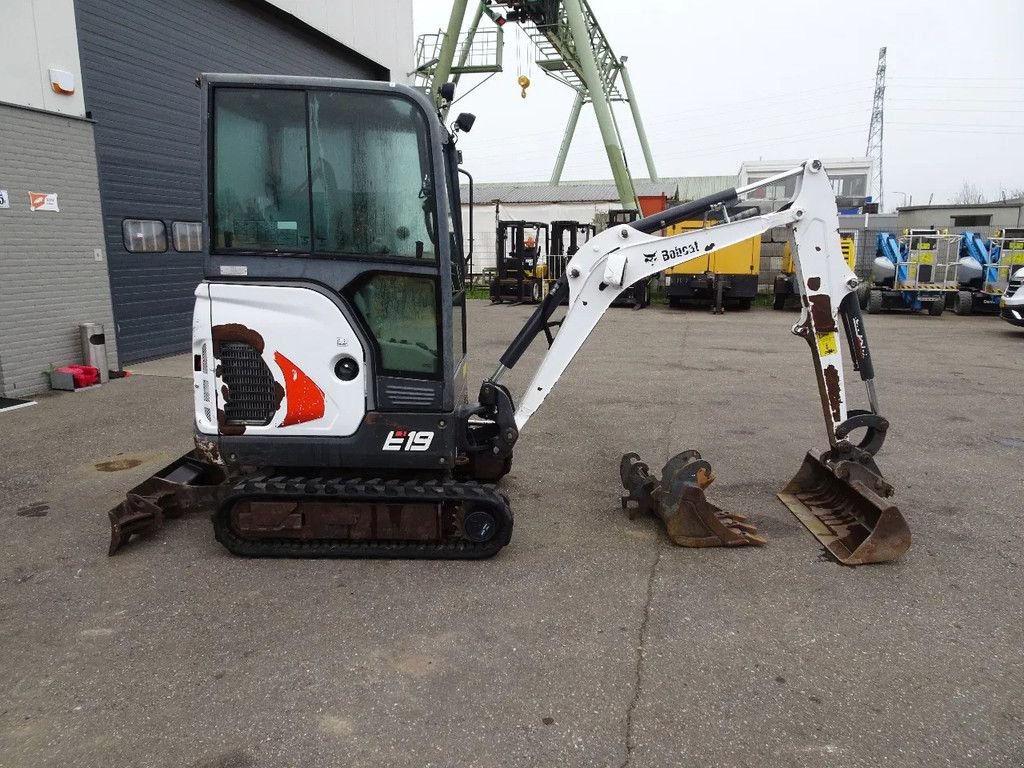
[{"xmin": 108, "ymin": 75, "xmax": 910, "ymax": 566}]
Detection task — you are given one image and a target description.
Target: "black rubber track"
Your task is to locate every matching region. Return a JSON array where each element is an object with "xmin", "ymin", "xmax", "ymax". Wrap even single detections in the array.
[{"xmin": 213, "ymin": 474, "xmax": 513, "ymax": 559}]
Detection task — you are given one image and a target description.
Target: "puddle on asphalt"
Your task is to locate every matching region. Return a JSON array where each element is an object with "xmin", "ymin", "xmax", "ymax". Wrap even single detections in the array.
[{"xmin": 94, "ymin": 457, "xmax": 143, "ymax": 472}]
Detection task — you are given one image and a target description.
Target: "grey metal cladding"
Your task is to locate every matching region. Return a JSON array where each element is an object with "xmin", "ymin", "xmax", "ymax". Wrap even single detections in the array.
[
  {"xmin": 74, "ymin": 0, "xmax": 388, "ymax": 362},
  {"xmin": 0, "ymin": 105, "xmax": 117, "ymax": 398}
]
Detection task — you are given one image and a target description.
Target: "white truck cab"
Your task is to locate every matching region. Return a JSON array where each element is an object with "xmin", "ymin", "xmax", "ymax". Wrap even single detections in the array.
[{"xmin": 1001, "ymin": 267, "xmax": 1024, "ymax": 328}]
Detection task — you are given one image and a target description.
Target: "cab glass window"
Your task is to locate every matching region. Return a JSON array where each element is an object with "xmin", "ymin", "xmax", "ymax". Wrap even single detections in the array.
[
  {"xmin": 211, "ymin": 86, "xmax": 438, "ymax": 260},
  {"xmin": 350, "ymin": 274, "xmax": 440, "ymax": 377},
  {"xmin": 309, "ymin": 91, "xmax": 437, "ymax": 260},
  {"xmin": 212, "ymin": 88, "xmax": 310, "ymax": 251}
]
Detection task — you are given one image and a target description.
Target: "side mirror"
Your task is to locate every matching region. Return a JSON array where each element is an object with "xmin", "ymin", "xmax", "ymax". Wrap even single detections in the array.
[
  {"xmin": 439, "ymin": 81, "xmax": 456, "ymax": 104},
  {"xmin": 455, "ymin": 112, "xmax": 476, "ymax": 133}
]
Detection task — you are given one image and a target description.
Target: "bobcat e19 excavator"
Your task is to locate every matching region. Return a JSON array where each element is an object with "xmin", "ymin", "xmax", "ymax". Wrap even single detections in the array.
[{"xmin": 107, "ymin": 74, "xmax": 910, "ymax": 566}]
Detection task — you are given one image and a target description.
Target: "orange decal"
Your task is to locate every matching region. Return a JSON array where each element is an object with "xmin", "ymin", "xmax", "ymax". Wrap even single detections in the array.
[
  {"xmin": 28, "ymin": 192, "xmax": 59, "ymax": 211},
  {"xmin": 274, "ymin": 352, "xmax": 325, "ymax": 427}
]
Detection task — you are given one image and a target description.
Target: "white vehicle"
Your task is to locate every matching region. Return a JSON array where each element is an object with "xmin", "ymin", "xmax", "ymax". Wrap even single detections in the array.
[{"xmin": 1001, "ymin": 267, "xmax": 1024, "ymax": 328}]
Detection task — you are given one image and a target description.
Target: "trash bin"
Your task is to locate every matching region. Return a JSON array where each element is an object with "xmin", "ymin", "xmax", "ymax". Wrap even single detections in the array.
[{"xmin": 80, "ymin": 323, "xmax": 109, "ymax": 383}]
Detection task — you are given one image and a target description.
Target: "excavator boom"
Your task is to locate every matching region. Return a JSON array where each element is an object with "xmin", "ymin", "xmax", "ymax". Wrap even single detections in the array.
[{"xmin": 492, "ymin": 160, "xmax": 909, "ymax": 564}]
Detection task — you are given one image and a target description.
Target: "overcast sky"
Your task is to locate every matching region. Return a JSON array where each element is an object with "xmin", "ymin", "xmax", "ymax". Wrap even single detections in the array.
[{"xmin": 413, "ymin": 0, "xmax": 1024, "ymax": 207}]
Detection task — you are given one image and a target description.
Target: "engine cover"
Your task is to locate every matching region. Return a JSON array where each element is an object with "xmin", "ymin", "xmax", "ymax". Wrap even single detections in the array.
[{"xmin": 193, "ymin": 283, "xmax": 367, "ymax": 439}]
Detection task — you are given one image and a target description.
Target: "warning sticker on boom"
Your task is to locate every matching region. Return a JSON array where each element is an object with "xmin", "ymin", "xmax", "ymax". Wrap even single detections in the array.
[{"xmin": 816, "ymin": 332, "xmax": 838, "ymax": 357}]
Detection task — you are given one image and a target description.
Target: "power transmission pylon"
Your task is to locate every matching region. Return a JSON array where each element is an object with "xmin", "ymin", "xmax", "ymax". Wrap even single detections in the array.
[{"xmin": 866, "ymin": 47, "xmax": 886, "ymax": 210}]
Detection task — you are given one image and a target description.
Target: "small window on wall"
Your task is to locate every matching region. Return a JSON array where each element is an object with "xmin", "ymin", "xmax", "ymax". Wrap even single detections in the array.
[
  {"xmin": 123, "ymin": 219, "xmax": 167, "ymax": 252},
  {"xmin": 172, "ymin": 221, "xmax": 202, "ymax": 252},
  {"xmin": 952, "ymin": 214, "xmax": 991, "ymax": 227}
]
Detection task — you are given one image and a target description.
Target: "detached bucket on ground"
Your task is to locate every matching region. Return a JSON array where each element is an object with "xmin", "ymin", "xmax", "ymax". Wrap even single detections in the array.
[{"xmin": 620, "ymin": 451, "xmax": 766, "ymax": 548}]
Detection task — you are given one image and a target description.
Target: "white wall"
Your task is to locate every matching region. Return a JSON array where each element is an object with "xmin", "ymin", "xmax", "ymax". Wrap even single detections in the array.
[
  {"xmin": 0, "ymin": 0, "xmax": 420, "ymax": 115},
  {"xmin": 463, "ymin": 201, "xmax": 612, "ymax": 273},
  {"xmin": 738, "ymin": 158, "xmax": 873, "ymax": 186},
  {"xmin": 0, "ymin": 0, "xmax": 86, "ymax": 116},
  {"xmin": 269, "ymin": 0, "xmax": 415, "ymax": 81}
]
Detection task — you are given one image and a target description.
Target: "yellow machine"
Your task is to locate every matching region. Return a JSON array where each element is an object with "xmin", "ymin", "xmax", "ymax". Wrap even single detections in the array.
[
  {"xmin": 662, "ymin": 206, "xmax": 762, "ymax": 310},
  {"xmin": 774, "ymin": 232, "xmax": 857, "ymax": 310}
]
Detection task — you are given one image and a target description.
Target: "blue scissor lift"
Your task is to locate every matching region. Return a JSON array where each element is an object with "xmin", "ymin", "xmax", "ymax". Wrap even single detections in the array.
[
  {"xmin": 866, "ymin": 229, "xmax": 960, "ymax": 315},
  {"xmin": 954, "ymin": 229, "xmax": 1024, "ymax": 315}
]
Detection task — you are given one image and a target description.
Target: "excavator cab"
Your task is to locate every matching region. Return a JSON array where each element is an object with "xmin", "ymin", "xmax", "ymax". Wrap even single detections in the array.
[
  {"xmin": 108, "ymin": 75, "xmax": 522, "ymax": 558},
  {"xmin": 203, "ymin": 77, "xmax": 470, "ymax": 452}
]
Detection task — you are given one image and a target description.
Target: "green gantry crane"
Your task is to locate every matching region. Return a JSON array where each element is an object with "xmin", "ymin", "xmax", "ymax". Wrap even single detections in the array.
[{"xmin": 414, "ymin": 0, "xmax": 657, "ymax": 211}]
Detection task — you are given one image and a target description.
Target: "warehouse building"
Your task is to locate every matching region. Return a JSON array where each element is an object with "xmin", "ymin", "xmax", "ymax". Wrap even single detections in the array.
[
  {"xmin": 896, "ymin": 201, "xmax": 1024, "ymax": 233},
  {"xmin": 463, "ymin": 161, "xmax": 879, "ymax": 291},
  {"xmin": 461, "ymin": 176, "xmax": 734, "ymax": 273},
  {"xmin": 0, "ymin": 0, "xmax": 412, "ymax": 398},
  {"xmin": 738, "ymin": 158, "xmax": 875, "ymax": 210}
]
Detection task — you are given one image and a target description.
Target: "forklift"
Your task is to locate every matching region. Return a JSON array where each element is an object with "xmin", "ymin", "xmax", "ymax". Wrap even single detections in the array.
[
  {"xmin": 605, "ymin": 209, "xmax": 652, "ymax": 308},
  {"xmin": 548, "ymin": 220, "xmax": 595, "ymax": 302},
  {"xmin": 549, "ymin": 220, "xmax": 595, "ymax": 280},
  {"xmin": 491, "ymin": 220, "xmax": 550, "ymax": 304}
]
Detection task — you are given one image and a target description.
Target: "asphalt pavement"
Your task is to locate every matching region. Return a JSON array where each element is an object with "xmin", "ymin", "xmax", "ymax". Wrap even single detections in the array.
[{"xmin": 1, "ymin": 301, "xmax": 1021, "ymax": 767}]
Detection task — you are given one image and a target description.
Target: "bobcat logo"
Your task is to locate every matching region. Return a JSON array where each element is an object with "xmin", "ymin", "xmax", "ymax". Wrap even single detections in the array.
[{"xmin": 659, "ymin": 242, "xmax": 701, "ymax": 262}]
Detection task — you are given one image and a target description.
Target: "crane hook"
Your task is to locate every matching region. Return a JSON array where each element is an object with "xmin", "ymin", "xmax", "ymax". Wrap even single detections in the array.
[{"xmin": 517, "ymin": 74, "xmax": 531, "ymax": 99}]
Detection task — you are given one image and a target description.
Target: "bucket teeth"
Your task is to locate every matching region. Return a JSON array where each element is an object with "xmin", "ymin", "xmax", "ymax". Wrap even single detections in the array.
[
  {"xmin": 778, "ymin": 449, "xmax": 911, "ymax": 565},
  {"xmin": 620, "ymin": 451, "xmax": 765, "ymax": 549}
]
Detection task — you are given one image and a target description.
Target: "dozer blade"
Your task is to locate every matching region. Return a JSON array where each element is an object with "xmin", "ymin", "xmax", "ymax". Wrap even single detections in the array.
[
  {"xmin": 620, "ymin": 451, "xmax": 766, "ymax": 548},
  {"xmin": 108, "ymin": 451, "xmax": 227, "ymax": 555},
  {"xmin": 778, "ymin": 449, "xmax": 911, "ymax": 565}
]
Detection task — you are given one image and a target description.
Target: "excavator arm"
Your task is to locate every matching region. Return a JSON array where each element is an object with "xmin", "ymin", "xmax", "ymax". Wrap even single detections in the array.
[
  {"xmin": 494, "ymin": 161, "xmax": 880, "ymax": 448},
  {"xmin": 486, "ymin": 160, "xmax": 909, "ymax": 564}
]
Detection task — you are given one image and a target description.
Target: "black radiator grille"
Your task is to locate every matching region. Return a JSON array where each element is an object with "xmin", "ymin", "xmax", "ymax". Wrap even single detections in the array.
[{"xmin": 219, "ymin": 342, "xmax": 277, "ymax": 425}]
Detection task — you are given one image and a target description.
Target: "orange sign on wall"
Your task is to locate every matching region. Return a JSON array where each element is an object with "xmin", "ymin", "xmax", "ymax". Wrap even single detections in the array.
[{"xmin": 28, "ymin": 192, "xmax": 59, "ymax": 212}]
